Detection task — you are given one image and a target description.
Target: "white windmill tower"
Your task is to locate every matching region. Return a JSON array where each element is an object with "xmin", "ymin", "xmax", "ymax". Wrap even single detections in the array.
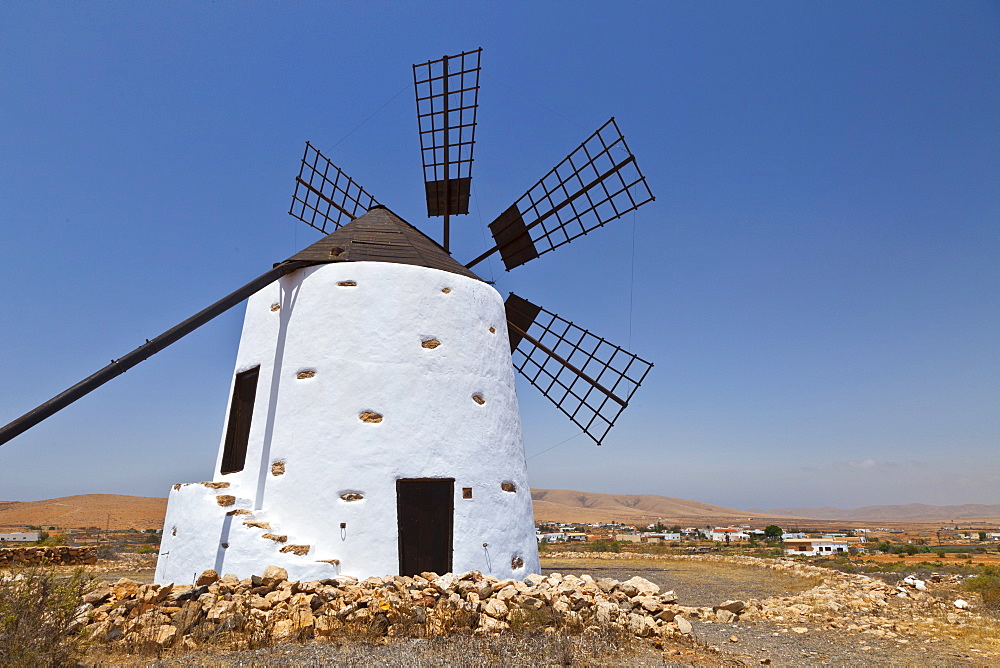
[{"xmin": 0, "ymin": 49, "xmax": 655, "ymax": 584}]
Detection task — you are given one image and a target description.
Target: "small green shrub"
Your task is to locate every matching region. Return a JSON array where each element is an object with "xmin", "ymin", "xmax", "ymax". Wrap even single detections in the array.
[{"xmin": 964, "ymin": 573, "xmax": 1000, "ymax": 612}]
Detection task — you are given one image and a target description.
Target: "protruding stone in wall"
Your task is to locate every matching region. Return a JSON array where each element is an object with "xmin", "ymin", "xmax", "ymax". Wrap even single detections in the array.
[
  {"xmin": 280, "ymin": 545, "xmax": 310, "ymax": 556},
  {"xmin": 441, "ymin": 287, "xmax": 451, "ymax": 294},
  {"xmin": 243, "ymin": 521, "xmax": 271, "ymax": 530},
  {"xmin": 340, "ymin": 492, "xmax": 364, "ymax": 502},
  {"xmin": 337, "ymin": 281, "xmax": 357, "ymax": 287},
  {"xmin": 359, "ymin": 411, "xmax": 383, "ymax": 423},
  {"xmin": 489, "ymin": 326, "xmax": 496, "ymax": 334},
  {"xmin": 421, "ymin": 338, "xmax": 441, "ymax": 349},
  {"xmin": 472, "ymin": 394, "xmax": 486, "ymax": 405},
  {"xmin": 296, "ymin": 370, "xmax": 316, "ymax": 379},
  {"xmin": 200, "ymin": 482, "xmax": 230, "ymax": 489},
  {"xmin": 262, "ymin": 534, "xmax": 288, "ymax": 543},
  {"xmin": 501, "ymin": 481, "xmax": 516, "ymax": 493},
  {"xmin": 270, "ymin": 303, "xmax": 281, "ymax": 312},
  {"xmin": 215, "ymin": 495, "xmax": 236, "ymax": 507},
  {"xmin": 271, "ymin": 461, "xmax": 285, "ymax": 476},
  {"xmin": 511, "ymin": 556, "xmax": 524, "ymax": 569},
  {"xmin": 226, "ymin": 509, "xmax": 252, "ymax": 516}
]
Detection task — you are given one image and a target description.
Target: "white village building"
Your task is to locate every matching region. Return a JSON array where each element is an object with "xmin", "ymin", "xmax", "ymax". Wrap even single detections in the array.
[
  {"xmin": 0, "ymin": 532, "xmax": 41, "ymax": 543},
  {"xmin": 536, "ymin": 532, "xmax": 567, "ymax": 543},
  {"xmin": 641, "ymin": 532, "xmax": 681, "ymax": 542},
  {"xmin": 709, "ymin": 528, "xmax": 749, "ymax": 542},
  {"xmin": 783, "ymin": 537, "xmax": 852, "ymax": 556},
  {"xmin": 155, "ymin": 209, "xmax": 539, "ymax": 585}
]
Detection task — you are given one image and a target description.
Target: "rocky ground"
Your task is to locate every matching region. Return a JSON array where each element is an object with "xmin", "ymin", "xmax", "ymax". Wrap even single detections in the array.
[
  {"xmin": 546, "ymin": 553, "xmax": 1000, "ymax": 665},
  {"xmin": 34, "ymin": 552, "xmax": 1000, "ymax": 665}
]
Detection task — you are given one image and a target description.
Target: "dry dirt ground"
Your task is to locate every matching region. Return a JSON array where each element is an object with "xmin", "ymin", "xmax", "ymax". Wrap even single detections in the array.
[
  {"xmin": 68, "ymin": 553, "xmax": 999, "ymax": 666},
  {"xmin": 543, "ymin": 556, "xmax": 998, "ymax": 666}
]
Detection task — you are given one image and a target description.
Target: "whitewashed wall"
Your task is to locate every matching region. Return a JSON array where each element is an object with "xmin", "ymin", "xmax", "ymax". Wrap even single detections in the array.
[{"xmin": 155, "ymin": 261, "xmax": 539, "ymax": 585}]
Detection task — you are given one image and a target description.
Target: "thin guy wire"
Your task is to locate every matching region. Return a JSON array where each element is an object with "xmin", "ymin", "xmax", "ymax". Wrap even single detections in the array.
[
  {"xmin": 526, "ymin": 431, "xmax": 586, "ymax": 460},
  {"xmin": 471, "ymin": 181, "xmax": 496, "ymax": 282},
  {"xmin": 326, "ymin": 83, "xmax": 410, "ymax": 153},
  {"xmin": 484, "ymin": 73, "xmax": 586, "ymax": 131},
  {"xmin": 628, "ymin": 209, "xmax": 636, "ymax": 349}
]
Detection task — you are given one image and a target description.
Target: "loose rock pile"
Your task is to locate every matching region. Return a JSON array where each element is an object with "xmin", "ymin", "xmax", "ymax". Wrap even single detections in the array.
[
  {"xmin": 544, "ymin": 552, "xmax": 992, "ymax": 643},
  {"xmin": 0, "ymin": 546, "xmax": 97, "ymax": 566},
  {"xmin": 77, "ymin": 566, "xmax": 751, "ymax": 649}
]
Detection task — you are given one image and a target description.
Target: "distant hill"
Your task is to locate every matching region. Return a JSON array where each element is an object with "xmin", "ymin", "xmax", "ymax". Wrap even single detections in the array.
[
  {"xmin": 0, "ymin": 490, "xmax": 780, "ymax": 532},
  {"xmin": 5, "ymin": 492, "xmax": 994, "ymax": 532},
  {"xmin": 759, "ymin": 503, "xmax": 1000, "ymax": 521},
  {"xmin": 0, "ymin": 494, "xmax": 167, "ymax": 531},
  {"xmin": 530, "ymin": 488, "xmax": 789, "ymax": 523}
]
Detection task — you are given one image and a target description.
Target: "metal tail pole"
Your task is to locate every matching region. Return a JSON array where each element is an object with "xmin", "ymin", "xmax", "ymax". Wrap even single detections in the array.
[{"xmin": 0, "ymin": 260, "xmax": 314, "ymax": 447}]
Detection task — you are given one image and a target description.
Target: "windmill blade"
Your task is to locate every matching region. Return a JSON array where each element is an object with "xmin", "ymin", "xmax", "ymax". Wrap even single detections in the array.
[
  {"xmin": 468, "ymin": 118, "xmax": 654, "ymax": 271},
  {"xmin": 504, "ymin": 293, "xmax": 653, "ymax": 445},
  {"xmin": 289, "ymin": 141, "xmax": 382, "ymax": 234},
  {"xmin": 413, "ymin": 48, "xmax": 482, "ymax": 239}
]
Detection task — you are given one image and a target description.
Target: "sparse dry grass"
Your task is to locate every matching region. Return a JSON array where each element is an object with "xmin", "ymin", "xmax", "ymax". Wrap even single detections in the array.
[
  {"xmin": 0, "ymin": 566, "xmax": 93, "ymax": 667},
  {"xmin": 904, "ymin": 604, "xmax": 1000, "ymax": 659},
  {"xmin": 90, "ymin": 627, "xmax": 684, "ymax": 667}
]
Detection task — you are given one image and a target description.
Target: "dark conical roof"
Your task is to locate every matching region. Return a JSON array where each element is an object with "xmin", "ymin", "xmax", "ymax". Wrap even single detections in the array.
[{"xmin": 288, "ymin": 206, "xmax": 482, "ymax": 281}]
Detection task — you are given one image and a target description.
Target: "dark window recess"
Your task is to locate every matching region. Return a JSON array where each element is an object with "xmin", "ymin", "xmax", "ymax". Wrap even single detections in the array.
[
  {"xmin": 397, "ymin": 479, "xmax": 454, "ymax": 576},
  {"xmin": 220, "ymin": 366, "xmax": 260, "ymax": 474}
]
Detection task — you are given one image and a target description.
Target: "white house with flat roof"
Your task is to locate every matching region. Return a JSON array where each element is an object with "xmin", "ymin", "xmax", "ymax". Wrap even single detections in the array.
[
  {"xmin": 710, "ymin": 528, "xmax": 748, "ymax": 541},
  {"xmin": 0, "ymin": 532, "xmax": 41, "ymax": 543},
  {"xmin": 536, "ymin": 532, "xmax": 566, "ymax": 543},
  {"xmin": 784, "ymin": 537, "xmax": 851, "ymax": 556}
]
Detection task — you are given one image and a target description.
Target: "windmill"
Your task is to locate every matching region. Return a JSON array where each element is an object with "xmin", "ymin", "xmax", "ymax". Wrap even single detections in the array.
[{"xmin": 0, "ymin": 49, "xmax": 655, "ymax": 584}]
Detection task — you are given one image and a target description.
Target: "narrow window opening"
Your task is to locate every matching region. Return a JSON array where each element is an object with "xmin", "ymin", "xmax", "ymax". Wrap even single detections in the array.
[{"xmin": 220, "ymin": 366, "xmax": 260, "ymax": 474}]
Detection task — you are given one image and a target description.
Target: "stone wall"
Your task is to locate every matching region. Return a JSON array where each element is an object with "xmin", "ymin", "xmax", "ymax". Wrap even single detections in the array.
[
  {"xmin": 0, "ymin": 546, "xmax": 98, "ymax": 566},
  {"xmin": 78, "ymin": 566, "xmax": 729, "ymax": 648}
]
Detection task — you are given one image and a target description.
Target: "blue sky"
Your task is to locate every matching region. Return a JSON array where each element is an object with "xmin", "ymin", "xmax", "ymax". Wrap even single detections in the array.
[{"xmin": 1, "ymin": 2, "xmax": 997, "ymax": 509}]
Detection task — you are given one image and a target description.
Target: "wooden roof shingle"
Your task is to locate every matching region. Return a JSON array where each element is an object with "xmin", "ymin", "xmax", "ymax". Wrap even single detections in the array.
[{"xmin": 288, "ymin": 206, "xmax": 483, "ymax": 281}]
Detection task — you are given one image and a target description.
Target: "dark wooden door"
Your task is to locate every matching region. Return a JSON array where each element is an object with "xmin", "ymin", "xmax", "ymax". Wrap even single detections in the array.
[{"xmin": 396, "ymin": 478, "xmax": 454, "ymax": 576}]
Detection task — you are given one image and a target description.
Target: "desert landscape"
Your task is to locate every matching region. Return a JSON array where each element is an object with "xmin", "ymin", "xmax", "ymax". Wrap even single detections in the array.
[
  {"xmin": 0, "ymin": 494, "xmax": 167, "ymax": 532},
  {"xmin": 2, "ymin": 490, "xmax": 999, "ymax": 665},
  {"xmin": 4, "ymin": 488, "xmax": 999, "ymax": 533}
]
